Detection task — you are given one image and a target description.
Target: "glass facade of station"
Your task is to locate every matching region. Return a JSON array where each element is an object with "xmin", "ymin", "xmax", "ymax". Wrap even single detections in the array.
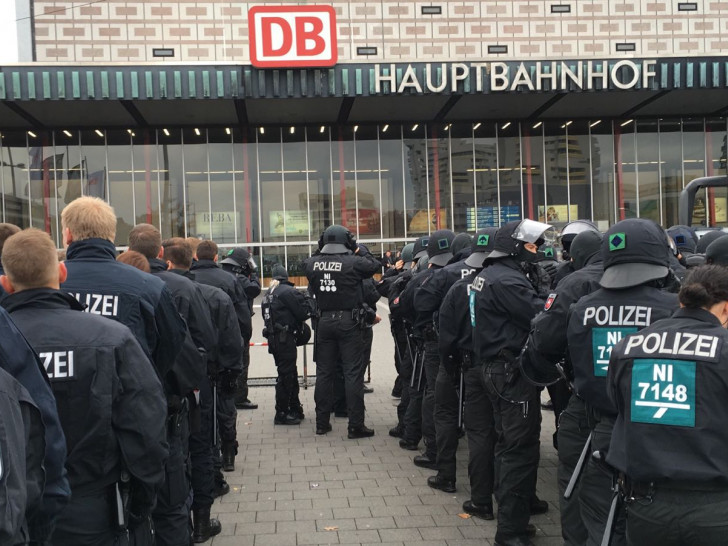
[{"xmin": 1, "ymin": 118, "xmax": 727, "ymax": 279}]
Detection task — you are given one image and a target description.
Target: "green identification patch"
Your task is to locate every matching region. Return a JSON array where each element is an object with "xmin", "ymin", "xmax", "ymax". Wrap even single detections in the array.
[
  {"xmin": 438, "ymin": 238, "xmax": 449, "ymax": 250},
  {"xmin": 631, "ymin": 359, "xmax": 695, "ymax": 427},
  {"xmin": 544, "ymin": 247, "xmax": 554, "ymax": 258},
  {"xmin": 609, "ymin": 233, "xmax": 626, "ymax": 251},
  {"xmin": 227, "ymin": 249, "xmax": 234, "ymax": 256},
  {"xmin": 477, "ymin": 234, "xmax": 490, "ymax": 246}
]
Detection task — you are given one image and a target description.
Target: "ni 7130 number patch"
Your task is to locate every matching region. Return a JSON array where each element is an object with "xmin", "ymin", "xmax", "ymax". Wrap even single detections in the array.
[{"xmin": 631, "ymin": 359, "xmax": 696, "ymax": 427}]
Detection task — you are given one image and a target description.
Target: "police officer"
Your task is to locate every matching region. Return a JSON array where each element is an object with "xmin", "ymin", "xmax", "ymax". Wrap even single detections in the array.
[
  {"xmin": 567, "ymin": 219, "xmax": 678, "ymax": 546},
  {"xmin": 437, "ymin": 228, "xmax": 497, "ymax": 505},
  {"xmin": 395, "ymin": 235, "xmax": 430, "ymax": 450},
  {"xmin": 2, "ymin": 228, "xmax": 168, "ymax": 546},
  {"xmin": 470, "ymin": 219, "xmax": 553, "ymax": 546},
  {"xmin": 262, "ymin": 264, "xmax": 312, "ymax": 425},
  {"xmin": 520, "ymin": 229, "xmax": 604, "ymax": 545},
  {"xmin": 417, "ymin": 230, "xmax": 480, "ymax": 490},
  {"xmin": 552, "ymin": 220, "xmax": 601, "ymax": 287},
  {"xmin": 380, "ymin": 242, "xmax": 415, "ymax": 438},
  {"xmin": 304, "ymin": 225, "xmax": 380, "ymax": 437},
  {"xmin": 706, "ymin": 234, "xmax": 728, "ymax": 265},
  {"xmin": 695, "ymin": 229, "xmax": 727, "ymax": 254},
  {"xmin": 607, "ymin": 265, "xmax": 728, "ymax": 545},
  {"xmin": 221, "ymin": 248, "xmax": 261, "ymax": 410}
]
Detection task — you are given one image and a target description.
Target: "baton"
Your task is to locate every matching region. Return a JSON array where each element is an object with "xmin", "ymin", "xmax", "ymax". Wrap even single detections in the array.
[
  {"xmin": 416, "ymin": 350, "xmax": 426, "ymax": 391},
  {"xmin": 600, "ymin": 484, "xmax": 621, "ymax": 546},
  {"xmin": 212, "ymin": 380, "xmax": 218, "ymax": 447},
  {"xmin": 564, "ymin": 431, "xmax": 593, "ymax": 499},
  {"xmin": 457, "ymin": 367, "xmax": 465, "ymax": 429},
  {"xmin": 410, "ymin": 347, "xmax": 420, "ymax": 388}
]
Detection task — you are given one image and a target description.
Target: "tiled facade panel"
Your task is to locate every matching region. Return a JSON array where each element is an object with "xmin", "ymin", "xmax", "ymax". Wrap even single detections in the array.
[{"xmin": 33, "ymin": 0, "xmax": 728, "ymax": 62}]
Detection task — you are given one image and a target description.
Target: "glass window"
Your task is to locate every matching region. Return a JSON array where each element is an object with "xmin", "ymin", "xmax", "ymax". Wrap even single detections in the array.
[
  {"xmin": 26, "ymin": 131, "xmax": 57, "ymax": 234},
  {"xmin": 379, "ymin": 124, "xmax": 406, "ymax": 239},
  {"xmin": 257, "ymin": 127, "xmax": 284, "ymax": 243},
  {"xmin": 233, "ymin": 127, "xmax": 259, "ymax": 244},
  {"xmin": 636, "ymin": 120, "xmax": 660, "ymax": 223},
  {"xmin": 352, "ymin": 125, "xmax": 380, "ymax": 241},
  {"xmin": 449, "ymin": 123, "xmax": 474, "ymax": 232},
  {"xmin": 207, "ymin": 128, "xmax": 236, "ymax": 245},
  {"xmin": 705, "ymin": 118, "xmax": 728, "ymax": 228},
  {"xmin": 543, "ymin": 122, "xmax": 570, "ymax": 229},
  {"xmin": 306, "ymin": 126, "xmax": 332, "ymax": 239},
  {"xmin": 331, "ymin": 125, "xmax": 357, "ymax": 234},
  {"xmin": 403, "ymin": 124, "xmax": 430, "ymax": 235},
  {"xmin": 182, "ymin": 128, "xmax": 209, "ymax": 239},
  {"xmin": 522, "ymin": 123, "xmax": 545, "ymax": 223},
  {"xmin": 428, "ymin": 124, "xmax": 450, "ymax": 230},
  {"xmin": 682, "ymin": 119, "xmax": 707, "ymax": 225},
  {"xmin": 105, "ymin": 130, "xmax": 136, "ymax": 245},
  {"xmin": 497, "ymin": 122, "xmax": 523, "ymax": 224},
  {"xmin": 0, "ymin": 132, "xmax": 30, "ymax": 228},
  {"xmin": 659, "ymin": 120, "xmax": 682, "ymax": 227},
  {"xmin": 615, "ymin": 120, "xmax": 637, "ymax": 220},
  {"xmin": 158, "ymin": 128, "xmax": 185, "ymax": 239},
  {"xmin": 260, "ymin": 244, "xmax": 285, "ymax": 288},
  {"xmin": 55, "ymin": 130, "xmax": 82, "ymax": 245},
  {"xmin": 590, "ymin": 119, "xmax": 616, "ymax": 229},
  {"xmin": 472, "ymin": 123, "xmax": 499, "ymax": 228},
  {"xmin": 132, "ymin": 130, "xmax": 160, "ymax": 230},
  {"xmin": 566, "ymin": 121, "xmax": 593, "ymax": 224},
  {"xmin": 281, "ymin": 127, "xmax": 311, "ymax": 244}
]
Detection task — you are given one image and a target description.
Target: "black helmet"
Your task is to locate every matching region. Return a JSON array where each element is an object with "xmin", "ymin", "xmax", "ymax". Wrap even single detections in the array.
[
  {"xmin": 400, "ymin": 243, "xmax": 415, "ymax": 270},
  {"xmin": 451, "ymin": 233, "xmax": 473, "ymax": 258},
  {"xmin": 706, "ymin": 236, "xmax": 728, "ymax": 266},
  {"xmin": 465, "ymin": 227, "xmax": 498, "ymax": 268},
  {"xmin": 600, "ymin": 219, "xmax": 670, "ymax": 289},
  {"xmin": 487, "ymin": 219, "xmax": 553, "ymax": 260},
  {"xmin": 414, "ymin": 255, "xmax": 429, "ymax": 272},
  {"xmin": 570, "ymin": 230, "xmax": 604, "ymax": 270},
  {"xmin": 271, "ymin": 264, "xmax": 288, "ymax": 281},
  {"xmin": 696, "ymin": 230, "xmax": 728, "ymax": 254},
  {"xmin": 320, "ymin": 225, "xmax": 355, "ymax": 254},
  {"xmin": 560, "ymin": 219, "xmax": 600, "ymax": 253},
  {"xmin": 426, "ymin": 229, "xmax": 456, "ymax": 267},
  {"xmin": 667, "ymin": 225, "xmax": 698, "ymax": 254},
  {"xmin": 412, "ymin": 236, "xmax": 430, "ymax": 261},
  {"xmin": 221, "ymin": 247, "xmax": 258, "ymax": 273}
]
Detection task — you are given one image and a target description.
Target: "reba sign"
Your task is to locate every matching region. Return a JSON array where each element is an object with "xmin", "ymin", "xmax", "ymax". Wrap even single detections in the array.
[{"xmin": 249, "ymin": 5, "xmax": 338, "ymax": 68}]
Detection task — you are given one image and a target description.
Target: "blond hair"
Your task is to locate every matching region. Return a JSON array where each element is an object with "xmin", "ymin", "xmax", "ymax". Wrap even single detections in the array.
[
  {"xmin": 186, "ymin": 237, "xmax": 202, "ymax": 256},
  {"xmin": 1, "ymin": 228, "xmax": 59, "ymax": 290},
  {"xmin": 61, "ymin": 196, "xmax": 116, "ymax": 242}
]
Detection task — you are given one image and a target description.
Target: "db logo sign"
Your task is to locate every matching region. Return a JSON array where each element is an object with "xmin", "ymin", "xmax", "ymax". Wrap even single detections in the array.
[{"xmin": 249, "ymin": 6, "xmax": 338, "ymax": 68}]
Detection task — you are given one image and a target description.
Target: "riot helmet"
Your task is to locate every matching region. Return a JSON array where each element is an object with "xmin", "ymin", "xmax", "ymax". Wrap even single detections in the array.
[
  {"xmin": 696, "ymin": 230, "xmax": 728, "ymax": 254},
  {"xmin": 414, "ymin": 255, "xmax": 429, "ymax": 272},
  {"xmin": 600, "ymin": 219, "xmax": 670, "ymax": 289},
  {"xmin": 487, "ymin": 219, "xmax": 553, "ymax": 263},
  {"xmin": 426, "ymin": 229, "xmax": 456, "ymax": 267},
  {"xmin": 667, "ymin": 225, "xmax": 699, "ymax": 255},
  {"xmin": 706, "ymin": 236, "xmax": 728, "ymax": 266},
  {"xmin": 559, "ymin": 219, "xmax": 600, "ymax": 255},
  {"xmin": 221, "ymin": 247, "xmax": 257, "ymax": 274},
  {"xmin": 464, "ymin": 227, "xmax": 498, "ymax": 268},
  {"xmin": 570, "ymin": 230, "xmax": 604, "ymax": 270},
  {"xmin": 412, "ymin": 235, "xmax": 430, "ymax": 261},
  {"xmin": 450, "ymin": 233, "xmax": 473, "ymax": 259},
  {"xmin": 271, "ymin": 264, "xmax": 288, "ymax": 281},
  {"xmin": 320, "ymin": 225, "xmax": 356, "ymax": 254},
  {"xmin": 400, "ymin": 243, "xmax": 415, "ymax": 270}
]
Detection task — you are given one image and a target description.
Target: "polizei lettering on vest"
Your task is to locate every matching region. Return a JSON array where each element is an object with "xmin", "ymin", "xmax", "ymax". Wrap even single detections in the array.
[
  {"xmin": 72, "ymin": 293, "xmax": 119, "ymax": 317},
  {"xmin": 623, "ymin": 332, "xmax": 720, "ymax": 359},
  {"xmin": 312, "ymin": 262, "xmax": 343, "ymax": 272},
  {"xmin": 582, "ymin": 305, "xmax": 652, "ymax": 327},
  {"xmin": 40, "ymin": 351, "xmax": 75, "ymax": 379}
]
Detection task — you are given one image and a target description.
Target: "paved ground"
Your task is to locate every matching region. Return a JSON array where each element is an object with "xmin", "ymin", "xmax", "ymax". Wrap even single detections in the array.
[{"xmin": 210, "ymin": 298, "xmax": 563, "ymax": 546}]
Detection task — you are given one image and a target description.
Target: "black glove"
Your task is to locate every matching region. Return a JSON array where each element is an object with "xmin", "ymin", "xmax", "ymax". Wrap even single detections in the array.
[
  {"xmin": 219, "ymin": 369, "xmax": 240, "ymax": 395},
  {"xmin": 539, "ymin": 261, "xmax": 558, "ymax": 279}
]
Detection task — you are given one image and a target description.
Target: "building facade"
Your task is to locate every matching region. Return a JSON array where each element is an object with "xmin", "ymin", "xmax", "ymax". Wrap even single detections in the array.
[{"xmin": 3, "ymin": 1, "xmax": 728, "ymax": 279}]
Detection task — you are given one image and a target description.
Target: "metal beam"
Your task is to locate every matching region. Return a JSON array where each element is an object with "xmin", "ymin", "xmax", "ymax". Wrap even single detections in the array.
[
  {"xmin": 620, "ymin": 90, "xmax": 670, "ymax": 118},
  {"xmin": 527, "ymin": 93, "xmax": 567, "ymax": 119},
  {"xmin": 2, "ymin": 101, "xmax": 44, "ymax": 128},
  {"xmin": 434, "ymin": 95, "xmax": 461, "ymax": 122},
  {"xmin": 234, "ymin": 99, "xmax": 248, "ymax": 126},
  {"xmin": 337, "ymin": 97, "xmax": 355, "ymax": 125},
  {"xmin": 120, "ymin": 100, "xmax": 148, "ymax": 127}
]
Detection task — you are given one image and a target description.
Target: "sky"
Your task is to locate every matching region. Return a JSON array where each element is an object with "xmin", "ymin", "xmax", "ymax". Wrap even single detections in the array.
[{"xmin": 0, "ymin": 0, "xmax": 20, "ymax": 63}]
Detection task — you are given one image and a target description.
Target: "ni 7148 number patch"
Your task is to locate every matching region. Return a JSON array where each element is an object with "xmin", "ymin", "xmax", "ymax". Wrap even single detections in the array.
[{"xmin": 631, "ymin": 359, "xmax": 696, "ymax": 427}]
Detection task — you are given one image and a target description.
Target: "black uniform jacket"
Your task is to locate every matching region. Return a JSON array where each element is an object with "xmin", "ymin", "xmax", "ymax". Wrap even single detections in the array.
[
  {"xmin": 191, "ymin": 259, "xmax": 252, "ymax": 341},
  {"xmin": 61, "ymin": 239, "xmax": 186, "ymax": 392},
  {"xmin": 568, "ymin": 285, "xmax": 678, "ymax": 416},
  {"xmin": 4, "ymin": 289, "xmax": 168, "ymax": 512},
  {"xmin": 396, "ymin": 268, "xmax": 433, "ymax": 335},
  {"xmin": 471, "ymin": 257, "xmax": 545, "ymax": 363},
  {"xmin": 522, "ymin": 258, "xmax": 604, "ymax": 379},
  {"xmin": 386, "ymin": 270, "xmax": 413, "ymax": 323},
  {"xmin": 607, "ymin": 307, "xmax": 728, "ymax": 484},
  {"xmin": 304, "ymin": 251, "xmax": 380, "ymax": 311},
  {"xmin": 415, "ymin": 259, "xmax": 476, "ymax": 329},
  {"xmin": 265, "ymin": 281, "xmax": 310, "ymax": 331},
  {"xmin": 184, "ymin": 271, "xmax": 243, "ymax": 373},
  {"xmin": 439, "ymin": 270, "xmax": 479, "ymax": 363}
]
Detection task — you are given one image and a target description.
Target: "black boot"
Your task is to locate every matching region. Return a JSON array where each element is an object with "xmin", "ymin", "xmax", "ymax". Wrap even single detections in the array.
[
  {"xmin": 222, "ymin": 442, "xmax": 236, "ymax": 472},
  {"xmin": 192, "ymin": 506, "xmax": 222, "ymax": 543},
  {"xmin": 274, "ymin": 412, "xmax": 302, "ymax": 425},
  {"xmin": 213, "ymin": 476, "xmax": 230, "ymax": 498}
]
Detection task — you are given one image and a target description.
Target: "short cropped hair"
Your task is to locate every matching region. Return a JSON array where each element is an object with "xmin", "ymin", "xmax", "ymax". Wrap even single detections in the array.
[
  {"xmin": 1, "ymin": 228, "xmax": 58, "ymax": 290},
  {"xmin": 117, "ymin": 250, "xmax": 151, "ymax": 273},
  {"xmin": 186, "ymin": 237, "xmax": 202, "ymax": 257},
  {"xmin": 162, "ymin": 237, "xmax": 193, "ymax": 269},
  {"xmin": 61, "ymin": 196, "xmax": 116, "ymax": 242},
  {"xmin": 0, "ymin": 223, "xmax": 21, "ymax": 257},
  {"xmin": 128, "ymin": 224, "xmax": 162, "ymax": 260},
  {"xmin": 196, "ymin": 240, "xmax": 218, "ymax": 261}
]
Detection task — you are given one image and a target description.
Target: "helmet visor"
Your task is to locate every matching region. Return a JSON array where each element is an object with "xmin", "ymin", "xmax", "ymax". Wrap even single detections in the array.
[{"xmin": 513, "ymin": 219, "xmax": 554, "ymax": 244}]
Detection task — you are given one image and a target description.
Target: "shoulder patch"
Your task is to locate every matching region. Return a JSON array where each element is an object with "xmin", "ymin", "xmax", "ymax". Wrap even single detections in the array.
[{"xmin": 544, "ymin": 293, "xmax": 557, "ymax": 311}]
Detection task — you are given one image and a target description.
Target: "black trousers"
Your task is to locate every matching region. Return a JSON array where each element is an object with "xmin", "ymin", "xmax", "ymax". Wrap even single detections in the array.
[
  {"xmin": 434, "ymin": 362, "xmax": 461, "ymax": 480},
  {"xmin": 153, "ymin": 409, "xmax": 191, "ymax": 546},
  {"xmin": 392, "ymin": 322, "xmax": 412, "ymax": 426},
  {"xmin": 402, "ymin": 339, "xmax": 424, "ymax": 445},
  {"xmin": 189, "ymin": 376, "xmax": 215, "ymax": 510},
  {"xmin": 420, "ymin": 340, "xmax": 439, "ymax": 460},
  {"xmin": 234, "ymin": 339, "xmax": 251, "ymax": 404},
  {"xmin": 51, "ymin": 492, "xmax": 130, "ymax": 546},
  {"xmin": 627, "ymin": 486, "xmax": 728, "ymax": 546},
  {"xmin": 314, "ymin": 314, "xmax": 365, "ymax": 428},
  {"xmin": 271, "ymin": 332, "xmax": 301, "ymax": 415},
  {"xmin": 333, "ymin": 326, "xmax": 373, "ymax": 414},
  {"xmin": 556, "ymin": 395, "xmax": 590, "ymax": 546},
  {"xmin": 482, "ymin": 362, "xmax": 541, "ymax": 542},
  {"xmin": 463, "ymin": 366, "xmax": 495, "ymax": 505},
  {"xmin": 216, "ymin": 388, "xmax": 237, "ymax": 447}
]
